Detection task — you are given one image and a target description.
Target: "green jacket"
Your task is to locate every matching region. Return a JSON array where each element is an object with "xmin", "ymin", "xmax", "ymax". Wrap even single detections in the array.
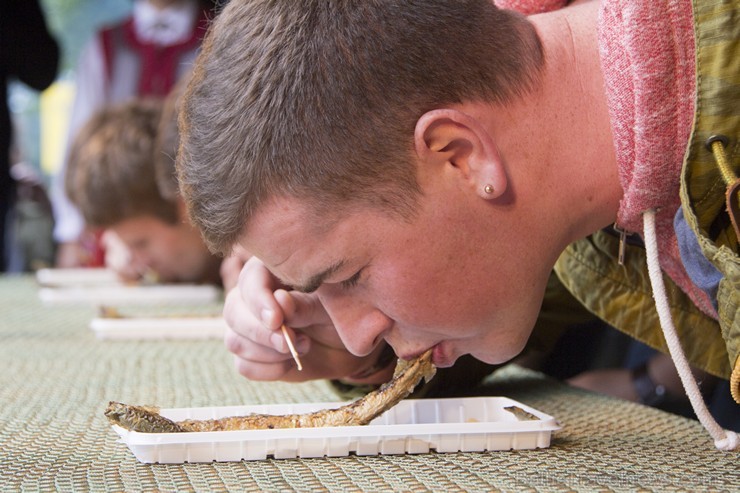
[{"xmin": 555, "ymin": 0, "xmax": 740, "ymax": 403}]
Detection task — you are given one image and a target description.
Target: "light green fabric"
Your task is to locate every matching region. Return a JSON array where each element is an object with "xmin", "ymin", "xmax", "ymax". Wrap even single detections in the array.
[
  {"xmin": 554, "ymin": 231, "xmax": 728, "ymax": 378},
  {"xmin": 556, "ymin": 0, "xmax": 740, "ymax": 402},
  {"xmin": 680, "ymin": 0, "xmax": 740, "ymax": 401}
]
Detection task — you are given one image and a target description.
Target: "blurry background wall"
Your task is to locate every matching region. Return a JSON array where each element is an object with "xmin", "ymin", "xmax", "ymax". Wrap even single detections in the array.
[{"xmin": 9, "ymin": 0, "xmax": 132, "ymax": 185}]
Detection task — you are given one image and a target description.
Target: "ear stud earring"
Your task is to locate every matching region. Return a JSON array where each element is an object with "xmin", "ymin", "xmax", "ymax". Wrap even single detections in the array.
[{"xmin": 484, "ymin": 184, "xmax": 495, "ymax": 194}]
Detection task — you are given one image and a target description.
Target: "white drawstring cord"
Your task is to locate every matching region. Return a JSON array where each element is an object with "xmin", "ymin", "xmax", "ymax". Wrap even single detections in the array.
[{"xmin": 643, "ymin": 209, "xmax": 738, "ymax": 451}]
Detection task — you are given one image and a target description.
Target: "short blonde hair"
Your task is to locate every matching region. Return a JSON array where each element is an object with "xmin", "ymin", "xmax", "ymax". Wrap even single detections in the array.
[{"xmin": 66, "ymin": 98, "xmax": 177, "ymax": 227}]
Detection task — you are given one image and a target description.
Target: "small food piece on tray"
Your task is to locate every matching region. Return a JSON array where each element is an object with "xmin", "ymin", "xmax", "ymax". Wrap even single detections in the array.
[
  {"xmin": 504, "ymin": 405, "xmax": 540, "ymax": 421},
  {"xmin": 99, "ymin": 306, "xmax": 123, "ymax": 318},
  {"xmin": 105, "ymin": 349, "xmax": 436, "ymax": 433}
]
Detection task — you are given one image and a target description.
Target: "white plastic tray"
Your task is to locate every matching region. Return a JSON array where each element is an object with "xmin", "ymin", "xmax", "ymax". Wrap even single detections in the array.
[
  {"xmin": 110, "ymin": 397, "xmax": 560, "ymax": 463},
  {"xmin": 91, "ymin": 316, "xmax": 227, "ymax": 340},
  {"xmin": 36, "ymin": 268, "xmax": 122, "ymax": 287},
  {"xmin": 38, "ymin": 284, "xmax": 221, "ymax": 306}
]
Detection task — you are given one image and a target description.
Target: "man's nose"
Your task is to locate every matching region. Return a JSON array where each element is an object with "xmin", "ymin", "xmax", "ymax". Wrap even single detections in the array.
[{"xmin": 320, "ymin": 294, "xmax": 393, "ymax": 357}]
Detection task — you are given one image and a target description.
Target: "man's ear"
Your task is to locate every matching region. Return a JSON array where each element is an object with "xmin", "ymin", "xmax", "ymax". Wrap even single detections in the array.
[{"xmin": 414, "ymin": 109, "xmax": 507, "ymax": 199}]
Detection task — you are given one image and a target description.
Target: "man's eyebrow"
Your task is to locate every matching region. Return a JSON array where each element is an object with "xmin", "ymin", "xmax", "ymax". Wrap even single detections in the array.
[{"xmin": 292, "ymin": 260, "xmax": 347, "ymax": 293}]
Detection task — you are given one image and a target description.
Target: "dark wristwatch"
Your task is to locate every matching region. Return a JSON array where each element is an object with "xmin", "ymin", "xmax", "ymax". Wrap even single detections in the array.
[{"xmin": 631, "ymin": 362, "xmax": 667, "ymax": 407}]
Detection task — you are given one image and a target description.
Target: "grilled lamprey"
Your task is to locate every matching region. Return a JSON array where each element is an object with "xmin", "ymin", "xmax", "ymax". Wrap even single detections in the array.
[{"xmin": 105, "ymin": 349, "xmax": 436, "ymax": 433}]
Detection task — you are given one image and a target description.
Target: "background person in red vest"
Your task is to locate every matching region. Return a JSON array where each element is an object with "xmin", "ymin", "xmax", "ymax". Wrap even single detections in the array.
[{"xmin": 51, "ymin": 0, "xmax": 213, "ymax": 269}]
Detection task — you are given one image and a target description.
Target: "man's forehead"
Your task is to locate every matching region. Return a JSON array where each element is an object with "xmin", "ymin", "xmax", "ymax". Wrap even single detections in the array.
[
  {"xmin": 247, "ymin": 195, "xmax": 337, "ymax": 236},
  {"xmin": 248, "ymin": 245, "xmax": 352, "ymax": 295},
  {"xmin": 239, "ymin": 195, "xmax": 349, "ymax": 289},
  {"xmin": 241, "ymin": 196, "xmax": 323, "ymax": 256}
]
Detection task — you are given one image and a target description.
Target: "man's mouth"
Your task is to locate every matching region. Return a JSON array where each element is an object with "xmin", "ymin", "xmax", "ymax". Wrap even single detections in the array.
[
  {"xmin": 399, "ymin": 342, "xmax": 455, "ymax": 369},
  {"xmin": 431, "ymin": 342, "xmax": 456, "ymax": 368}
]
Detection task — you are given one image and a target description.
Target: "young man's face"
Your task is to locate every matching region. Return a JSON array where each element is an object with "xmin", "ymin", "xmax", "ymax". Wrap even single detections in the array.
[
  {"xmin": 241, "ymin": 185, "xmax": 553, "ymax": 369},
  {"xmin": 108, "ymin": 215, "xmax": 215, "ymax": 284}
]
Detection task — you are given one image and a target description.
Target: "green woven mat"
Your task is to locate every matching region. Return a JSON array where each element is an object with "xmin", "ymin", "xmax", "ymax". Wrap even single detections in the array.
[{"xmin": 0, "ymin": 275, "xmax": 736, "ymax": 492}]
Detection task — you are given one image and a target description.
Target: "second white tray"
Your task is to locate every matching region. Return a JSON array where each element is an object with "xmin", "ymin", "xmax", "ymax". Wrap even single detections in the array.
[
  {"xmin": 39, "ymin": 284, "xmax": 221, "ymax": 306},
  {"xmin": 90, "ymin": 316, "xmax": 227, "ymax": 340},
  {"xmin": 36, "ymin": 268, "xmax": 121, "ymax": 287}
]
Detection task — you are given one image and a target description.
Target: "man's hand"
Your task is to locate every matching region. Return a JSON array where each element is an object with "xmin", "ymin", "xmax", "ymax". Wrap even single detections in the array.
[
  {"xmin": 223, "ymin": 257, "xmax": 393, "ymax": 384},
  {"xmin": 219, "ymin": 245, "xmax": 251, "ymax": 291},
  {"xmin": 101, "ymin": 230, "xmax": 143, "ymax": 282}
]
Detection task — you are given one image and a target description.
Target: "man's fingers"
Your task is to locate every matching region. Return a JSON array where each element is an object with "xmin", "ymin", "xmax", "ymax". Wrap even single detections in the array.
[
  {"xmin": 224, "ymin": 288, "xmax": 283, "ymax": 350},
  {"xmin": 238, "ymin": 258, "xmax": 284, "ymax": 329}
]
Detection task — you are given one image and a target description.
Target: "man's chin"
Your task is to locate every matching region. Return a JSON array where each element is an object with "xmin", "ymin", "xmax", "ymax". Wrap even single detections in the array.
[{"xmin": 469, "ymin": 347, "xmax": 524, "ymax": 367}]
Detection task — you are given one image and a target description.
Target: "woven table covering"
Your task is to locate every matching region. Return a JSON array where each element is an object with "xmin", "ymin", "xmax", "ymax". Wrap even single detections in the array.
[{"xmin": 0, "ymin": 275, "xmax": 737, "ymax": 492}]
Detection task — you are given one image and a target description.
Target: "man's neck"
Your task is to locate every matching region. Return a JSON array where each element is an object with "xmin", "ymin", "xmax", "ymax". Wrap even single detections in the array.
[{"xmin": 494, "ymin": 0, "xmax": 623, "ymax": 248}]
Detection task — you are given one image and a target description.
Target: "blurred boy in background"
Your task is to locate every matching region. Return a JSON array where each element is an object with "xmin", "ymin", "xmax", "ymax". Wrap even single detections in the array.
[{"xmin": 65, "ymin": 98, "xmax": 222, "ymax": 284}]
